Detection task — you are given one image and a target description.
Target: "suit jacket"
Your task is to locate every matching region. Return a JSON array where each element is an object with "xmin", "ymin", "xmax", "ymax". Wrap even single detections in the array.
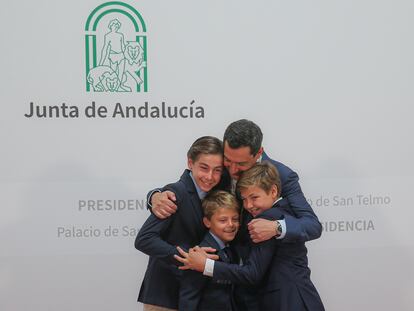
[
  {"xmin": 213, "ymin": 200, "xmax": 325, "ymax": 311},
  {"xmin": 135, "ymin": 169, "xmax": 207, "ymax": 309},
  {"xmin": 179, "ymin": 232, "xmax": 235, "ymax": 311}
]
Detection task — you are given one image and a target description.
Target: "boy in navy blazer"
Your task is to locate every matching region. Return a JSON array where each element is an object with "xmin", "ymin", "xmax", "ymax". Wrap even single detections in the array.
[
  {"xmin": 176, "ymin": 162, "xmax": 325, "ymax": 311},
  {"xmin": 179, "ymin": 190, "xmax": 240, "ymax": 311},
  {"xmin": 135, "ymin": 136, "xmax": 224, "ymax": 311}
]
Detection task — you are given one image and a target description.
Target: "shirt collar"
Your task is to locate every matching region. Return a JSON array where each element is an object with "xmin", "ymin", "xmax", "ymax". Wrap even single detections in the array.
[
  {"xmin": 189, "ymin": 171, "xmax": 207, "ymax": 200},
  {"xmin": 208, "ymin": 231, "xmax": 227, "ymax": 249},
  {"xmin": 273, "ymin": 197, "xmax": 283, "ymax": 205}
]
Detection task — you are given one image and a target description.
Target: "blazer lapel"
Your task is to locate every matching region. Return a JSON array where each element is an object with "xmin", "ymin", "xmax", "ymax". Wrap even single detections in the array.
[
  {"xmin": 203, "ymin": 233, "xmax": 231, "ymax": 263},
  {"xmin": 181, "ymin": 170, "xmax": 204, "ymax": 219},
  {"xmin": 180, "ymin": 170, "xmax": 205, "ymax": 241}
]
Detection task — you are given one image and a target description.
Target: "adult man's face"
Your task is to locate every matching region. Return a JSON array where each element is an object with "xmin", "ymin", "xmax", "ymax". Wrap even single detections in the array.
[{"xmin": 223, "ymin": 141, "xmax": 263, "ymax": 180}]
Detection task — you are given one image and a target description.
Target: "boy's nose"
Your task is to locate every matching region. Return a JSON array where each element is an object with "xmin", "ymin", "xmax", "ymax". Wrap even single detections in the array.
[
  {"xmin": 205, "ymin": 170, "xmax": 213, "ymax": 180},
  {"xmin": 244, "ymin": 199, "xmax": 252, "ymax": 210}
]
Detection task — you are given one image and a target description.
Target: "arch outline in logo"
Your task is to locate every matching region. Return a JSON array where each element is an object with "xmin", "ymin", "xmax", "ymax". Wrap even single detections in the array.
[{"xmin": 85, "ymin": 1, "xmax": 148, "ymax": 92}]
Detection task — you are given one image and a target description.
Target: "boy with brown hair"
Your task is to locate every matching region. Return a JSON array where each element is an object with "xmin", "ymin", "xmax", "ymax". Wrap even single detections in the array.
[
  {"xmin": 179, "ymin": 190, "xmax": 240, "ymax": 311},
  {"xmin": 135, "ymin": 136, "xmax": 224, "ymax": 311}
]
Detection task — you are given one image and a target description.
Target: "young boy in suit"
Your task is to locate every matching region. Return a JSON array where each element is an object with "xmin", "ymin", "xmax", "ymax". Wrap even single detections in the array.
[
  {"xmin": 179, "ymin": 190, "xmax": 240, "ymax": 311},
  {"xmin": 135, "ymin": 136, "xmax": 224, "ymax": 311},
  {"xmin": 176, "ymin": 161, "xmax": 325, "ymax": 311}
]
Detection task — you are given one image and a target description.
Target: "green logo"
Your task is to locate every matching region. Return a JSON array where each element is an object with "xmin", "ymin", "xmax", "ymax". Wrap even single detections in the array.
[{"xmin": 85, "ymin": 1, "xmax": 147, "ymax": 92}]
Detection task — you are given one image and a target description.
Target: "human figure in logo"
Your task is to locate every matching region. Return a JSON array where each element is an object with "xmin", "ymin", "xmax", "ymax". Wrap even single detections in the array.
[{"xmin": 99, "ymin": 19, "xmax": 129, "ymax": 91}]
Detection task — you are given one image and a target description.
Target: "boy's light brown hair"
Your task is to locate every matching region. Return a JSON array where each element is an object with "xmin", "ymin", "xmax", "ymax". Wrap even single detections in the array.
[
  {"xmin": 236, "ymin": 161, "xmax": 282, "ymax": 195},
  {"xmin": 202, "ymin": 190, "xmax": 240, "ymax": 220}
]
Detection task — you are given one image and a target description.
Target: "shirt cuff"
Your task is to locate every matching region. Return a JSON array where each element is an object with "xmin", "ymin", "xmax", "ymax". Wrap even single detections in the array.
[
  {"xmin": 203, "ymin": 258, "xmax": 215, "ymax": 277},
  {"xmin": 276, "ymin": 219, "xmax": 287, "ymax": 240}
]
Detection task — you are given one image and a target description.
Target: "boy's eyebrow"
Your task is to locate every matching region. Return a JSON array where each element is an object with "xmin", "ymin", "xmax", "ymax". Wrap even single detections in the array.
[
  {"xmin": 240, "ymin": 192, "xmax": 257, "ymax": 200},
  {"xmin": 198, "ymin": 162, "xmax": 223, "ymax": 169}
]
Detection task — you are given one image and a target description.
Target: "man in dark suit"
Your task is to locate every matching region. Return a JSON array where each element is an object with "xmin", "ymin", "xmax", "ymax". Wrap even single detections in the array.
[
  {"xmin": 135, "ymin": 136, "xmax": 223, "ymax": 311},
  {"xmin": 175, "ymin": 162, "xmax": 325, "ymax": 311},
  {"xmin": 220, "ymin": 119, "xmax": 322, "ymax": 244},
  {"xmin": 150, "ymin": 119, "xmax": 322, "ymax": 247}
]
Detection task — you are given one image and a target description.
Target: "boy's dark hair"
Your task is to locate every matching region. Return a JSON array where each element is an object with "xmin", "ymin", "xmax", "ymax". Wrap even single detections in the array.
[
  {"xmin": 237, "ymin": 161, "xmax": 282, "ymax": 195},
  {"xmin": 223, "ymin": 119, "xmax": 263, "ymax": 156},
  {"xmin": 202, "ymin": 190, "xmax": 240, "ymax": 220},
  {"xmin": 187, "ymin": 136, "xmax": 223, "ymax": 162}
]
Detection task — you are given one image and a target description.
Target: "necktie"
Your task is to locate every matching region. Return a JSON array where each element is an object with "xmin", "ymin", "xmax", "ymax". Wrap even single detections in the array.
[{"xmin": 223, "ymin": 246, "xmax": 234, "ymax": 263}]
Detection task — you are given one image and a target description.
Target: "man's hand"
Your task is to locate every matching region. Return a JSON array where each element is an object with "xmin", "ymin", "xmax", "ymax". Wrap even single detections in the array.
[
  {"xmin": 151, "ymin": 191, "xmax": 177, "ymax": 219},
  {"xmin": 174, "ymin": 246, "xmax": 218, "ymax": 272},
  {"xmin": 248, "ymin": 218, "xmax": 279, "ymax": 243}
]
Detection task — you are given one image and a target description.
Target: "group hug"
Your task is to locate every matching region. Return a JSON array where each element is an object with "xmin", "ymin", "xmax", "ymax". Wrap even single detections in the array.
[{"xmin": 134, "ymin": 119, "xmax": 325, "ymax": 311}]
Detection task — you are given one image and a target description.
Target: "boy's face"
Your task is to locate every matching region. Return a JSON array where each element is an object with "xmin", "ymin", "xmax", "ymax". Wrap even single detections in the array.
[
  {"xmin": 203, "ymin": 208, "xmax": 240, "ymax": 243},
  {"xmin": 240, "ymin": 185, "xmax": 278, "ymax": 217},
  {"xmin": 188, "ymin": 154, "xmax": 223, "ymax": 192}
]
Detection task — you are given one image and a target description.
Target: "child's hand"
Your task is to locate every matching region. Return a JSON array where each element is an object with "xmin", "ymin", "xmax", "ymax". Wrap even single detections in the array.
[
  {"xmin": 200, "ymin": 246, "xmax": 219, "ymax": 260},
  {"xmin": 175, "ymin": 246, "xmax": 213, "ymax": 272}
]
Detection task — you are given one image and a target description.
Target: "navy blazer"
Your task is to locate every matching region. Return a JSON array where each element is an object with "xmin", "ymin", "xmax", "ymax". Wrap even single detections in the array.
[
  {"xmin": 179, "ymin": 232, "xmax": 235, "ymax": 311},
  {"xmin": 213, "ymin": 200, "xmax": 325, "ymax": 311},
  {"xmin": 135, "ymin": 170, "xmax": 207, "ymax": 309}
]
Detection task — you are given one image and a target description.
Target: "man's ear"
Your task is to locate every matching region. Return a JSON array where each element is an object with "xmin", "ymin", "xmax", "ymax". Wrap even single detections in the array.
[
  {"xmin": 203, "ymin": 217, "xmax": 211, "ymax": 229},
  {"xmin": 254, "ymin": 147, "xmax": 264, "ymax": 160}
]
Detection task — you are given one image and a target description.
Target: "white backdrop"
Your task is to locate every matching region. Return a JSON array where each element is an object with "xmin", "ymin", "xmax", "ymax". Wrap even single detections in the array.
[{"xmin": 1, "ymin": 1, "xmax": 413, "ymax": 310}]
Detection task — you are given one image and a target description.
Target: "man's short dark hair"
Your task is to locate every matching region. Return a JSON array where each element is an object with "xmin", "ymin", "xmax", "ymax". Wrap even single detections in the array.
[
  {"xmin": 223, "ymin": 119, "xmax": 263, "ymax": 155},
  {"xmin": 187, "ymin": 136, "xmax": 223, "ymax": 162}
]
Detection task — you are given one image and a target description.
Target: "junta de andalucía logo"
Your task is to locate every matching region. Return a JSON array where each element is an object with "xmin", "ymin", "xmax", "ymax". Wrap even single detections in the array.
[{"xmin": 85, "ymin": 1, "xmax": 148, "ymax": 92}]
